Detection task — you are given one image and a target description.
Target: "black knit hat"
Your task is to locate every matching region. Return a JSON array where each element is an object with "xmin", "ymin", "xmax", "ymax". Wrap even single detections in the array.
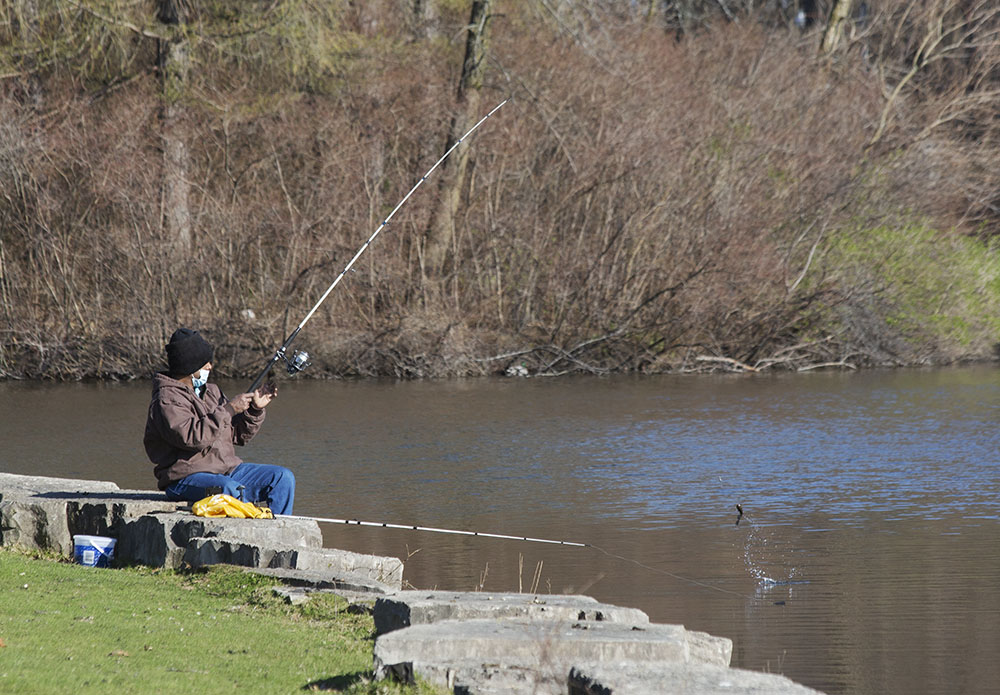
[{"xmin": 166, "ymin": 328, "xmax": 214, "ymax": 377}]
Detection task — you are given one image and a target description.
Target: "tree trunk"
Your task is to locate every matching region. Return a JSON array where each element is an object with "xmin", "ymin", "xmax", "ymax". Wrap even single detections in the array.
[
  {"xmin": 16, "ymin": 0, "xmax": 43, "ymax": 109},
  {"xmin": 820, "ymin": 0, "xmax": 853, "ymax": 55},
  {"xmin": 423, "ymin": 0, "xmax": 491, "ymax": 279},
  {"xmin": 410, "ymin": 0, "xmax": 439, "ymax": 39},
  {"xmin": 157, "ymin": 0, "xmax": 192, "ymax": 252}
]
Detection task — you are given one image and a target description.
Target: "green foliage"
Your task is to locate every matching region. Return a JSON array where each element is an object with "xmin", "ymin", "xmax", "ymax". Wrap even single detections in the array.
[
  {"xmin": 0, "ymin": 1, "xmax": 147, "ymax": 87},
  {"xmin": 825, "ymin": 224, "xmax": 1000, "ymax": 353},
  {"xmin": 191, "ymin": 0, "xmax": 358, "ymax": 95},
  {"xmin": 0, "ymin": 1, "xmax": 377, "ymax": 96}
]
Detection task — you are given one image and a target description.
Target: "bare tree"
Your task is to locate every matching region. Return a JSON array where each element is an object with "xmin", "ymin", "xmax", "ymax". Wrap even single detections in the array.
[
  {"xmin": 867, "ymin": 0, "xmax": 1000, "ymax": 147},
  {"xmin": 410, "ymin": 0, "xmax": 440, "ymax": 39},
  {"xmin": 820, "ymin": 0, "xmax": 853, "ymax": 54},
  {"xmin": 423, "ymin": 0, "xmax": 492, "ymax": 278},
  {"xmin": 157, "ymin": 0, "xmax": 192, "ymax": 252}
]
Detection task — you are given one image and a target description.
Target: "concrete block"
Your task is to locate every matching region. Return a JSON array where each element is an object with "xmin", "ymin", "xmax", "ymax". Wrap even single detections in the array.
[
  {"xmin": 0, "ymin": 493, "xmax": 176, "ymax": 556},
  {"xmin": 182, "ymin": 538, "xmax": 404, "ymax": 590},
  {"xmin": 273, "ymin": 586, "xmax": 311, "ymax": 605},
  {"xmin": 0, "ymin": 498, "xmax": 76, "ymax": 554},
  {"xmin": 170, "ymin": 514, "xmax": 324, "ymax": 550},
  {"xmin": 0, "ymin": 473, "xmax": 121, "ymax": 496},
  {"xmin": 0, "ymin": 473, "xmax": 126, "ymax": 553},
  {"xmin": 182, "ymin": 536, "xmax": 298, "ymax": 569},
  {"xmin": 373, "ymin": 618, "xmax": 733, "ymax": 688},
  {"xmin": 0, "ymin": 473, "xmax": 185, "ymax": 560},
  {"xmin": 113, "ymin": 511, "xmax": 323, "ymax": 569},
  {"xmin": 251, "ymin": 567, "xmax": 397, "ymax": 595},
  {"xmin": 115, "ymin": 513, "xmax": 187, "ymax": 568},
  {"xmin": 292, "ymin": 547, "xmax": 404, "ymax": 589},
  {"xmin": 568, "ymin": 662, "xmax": 826, "ymax": 695},
  {"xmin": 388, "ymin": 659, "xmax": 565, "ymax": 695},
  {"xmin": 66, "ymin": 499, "xmax": 185, "ymax": 538},
  {"xmin": 374, "ymin": 591, "xmax": 649, "ymax": 636}
]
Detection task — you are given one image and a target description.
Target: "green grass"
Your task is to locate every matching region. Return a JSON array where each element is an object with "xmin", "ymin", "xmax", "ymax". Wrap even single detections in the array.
[{"xmin": 0, "ymin": 548, "xmax": 443, "ymax": 695}]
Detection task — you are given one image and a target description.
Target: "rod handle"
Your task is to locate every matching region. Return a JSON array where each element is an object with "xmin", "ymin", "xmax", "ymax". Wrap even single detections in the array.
[
  {"xmin": 247, "ymin": 326, "xmax": 301, "ymax": 393},
  {"xmin": 248, "ymin": 356, "xmax": 278, "ymax": 393}
]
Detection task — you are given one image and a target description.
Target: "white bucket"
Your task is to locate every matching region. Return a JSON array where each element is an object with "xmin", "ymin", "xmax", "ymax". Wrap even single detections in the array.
[{"xmin": 73, "ymin": 535, "xmax": 116, "ymax": 568}]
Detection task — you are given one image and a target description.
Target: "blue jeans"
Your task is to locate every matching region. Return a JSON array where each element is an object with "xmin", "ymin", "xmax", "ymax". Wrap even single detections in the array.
[{"xmin": 164, "ymin": 463, "xmax": 295, "ymax": 515}]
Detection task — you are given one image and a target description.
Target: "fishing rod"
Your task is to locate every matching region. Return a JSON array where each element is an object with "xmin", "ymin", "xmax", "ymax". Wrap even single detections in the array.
[
  {"xmin": 248, "ymin": 99, "xmax": 510, "ymax": 392},
  {"xmin": 280, "ymin": 513, "xmax": 587, "ymax": 547}
]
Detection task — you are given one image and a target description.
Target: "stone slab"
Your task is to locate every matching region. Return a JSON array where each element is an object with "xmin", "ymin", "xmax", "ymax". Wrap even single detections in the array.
[
  {"xmin": 183, "ymin": 537, "xmax": 403, "ymax": 589},
  {"xmin": 377, "ymin": 656, "xmax": 825, "ymax": 695},
  {"xmin": 386, "ymin": 659, "xmax": 565, "ymax": 695},
  {"xmin": 173, "ymin": 514, "xmax": 324, "ymax": 549},
  {"xmin": 182, "ymin": 536, "xmax": 297, "ymax": 569},
  {"xmin": 568, "ymin": 662, "xmax": 825, "ymax": 695},
  {"xmin": 0, "ymin": 473, "xmax": 179, "ymax": 554},
  {"xmin": 292, "ymin": 547, "xmax": 404, "ymax": 588},
  {"xmin": 0, "ymin": 473, "xmax": 122, "ymax": 496},
  {"xmin": 0, "ymin": 497, "xmax": 78, "ymax": 554},
  {"xmin": 373, "ymin": 618, "xmax": 733, "ymax": 686},
  {"xmin": 114, "ymin": 512, "xmax": 187, "ymax": 568},
  {"xmin": 114, "ymin": 511, "xmax": 324, "ymax": 569},
  {"xmin": 373, "ymin": 591, "xmax": 649, "ymax": 636},
  {"xmin": 251, "ymin": 566, "xmax": 398, "ymax": 595}
]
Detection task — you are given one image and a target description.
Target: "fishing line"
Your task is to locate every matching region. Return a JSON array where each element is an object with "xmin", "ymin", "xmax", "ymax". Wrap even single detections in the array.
[
  {"xmin": 280, "ymin": 512, "xmax": 753, "ymax": 599},
  {"xmin": 247, "ymin": 99, "xmax": 510, "ymax": 392},
  {"xmin": 586, "ymin": 543, "xmax": 751, "ymax": 599}
]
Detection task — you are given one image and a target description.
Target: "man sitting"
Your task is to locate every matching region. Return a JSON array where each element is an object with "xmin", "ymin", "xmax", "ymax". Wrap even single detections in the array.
[{"xmin": 143, "ymin": 328, "xmax": 294, "ymax": 514}]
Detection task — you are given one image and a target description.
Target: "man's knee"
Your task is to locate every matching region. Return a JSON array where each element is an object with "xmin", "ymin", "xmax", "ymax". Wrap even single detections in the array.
[{"xmin": 220, "ymin": 479, "xmax": 245, "ymax": 498}]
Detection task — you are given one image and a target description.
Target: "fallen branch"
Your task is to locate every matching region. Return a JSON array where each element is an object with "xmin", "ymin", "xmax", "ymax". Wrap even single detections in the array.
[
  {"xmin": 694, "ymin": 355, "xmax": 758, "ymax": 372},
  {"xmin": 797, "ymin": 360, "xmax": 857, "ymax": 371}
]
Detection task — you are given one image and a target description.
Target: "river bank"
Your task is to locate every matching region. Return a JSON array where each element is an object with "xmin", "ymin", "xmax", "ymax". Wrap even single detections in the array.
[{"xmin": 0, "ymin": 472, "xmax": 822, "ymax": 694}]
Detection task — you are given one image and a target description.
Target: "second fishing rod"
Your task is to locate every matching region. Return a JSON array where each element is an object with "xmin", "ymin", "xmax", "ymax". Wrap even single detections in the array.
[{"xmin": 247, "ymin": 99, "xmax": 509, "ymax": 393}]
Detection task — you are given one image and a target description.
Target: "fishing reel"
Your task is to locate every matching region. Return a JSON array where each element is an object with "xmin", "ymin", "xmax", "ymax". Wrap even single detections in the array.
[{"xmin": 283, "ymin": 349, "xmax": 311, "ymax": 376}]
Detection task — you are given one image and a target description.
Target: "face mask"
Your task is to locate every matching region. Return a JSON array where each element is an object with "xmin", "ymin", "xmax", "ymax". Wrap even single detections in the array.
[{"xmin": 192, "ymin": 368, "xmax": 210, "ymax": 393}]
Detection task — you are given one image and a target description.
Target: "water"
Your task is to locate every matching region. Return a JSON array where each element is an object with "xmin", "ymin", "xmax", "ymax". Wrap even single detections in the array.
[{"xmin": 1, "ymin": 367, "xmax": 998, "ymax": 694}]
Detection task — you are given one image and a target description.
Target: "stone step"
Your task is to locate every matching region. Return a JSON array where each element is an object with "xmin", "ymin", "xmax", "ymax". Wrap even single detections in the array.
[
  {"xmin": 397, "ymin": 658, "xmax": 826, "ymax": 695},
  {"xmin": 293, "ymin": 546, "xmax": 404, "ymax": 588},
  {"xmin": 0, "ymin": 472, "xmax": 122, "ymax": 496},
  {"xmin": 253, "ymin": 566, "xmax": 398, "ymax": 595},
  {"xmin": 373, "ymin": 618, "xmax": 733, "ymax": 689},
  {"xmin": 115, "ymin": 511, "xmax": 324, "ymax": 568},
  {"xmin": 568, "ymin": 662, "xmax": 826, "ymax": 695},
  {"xmin": 385, "ymin": 659, "xmax": 564, "ymax": 695},
  {"xmin": 374, "ymin": 591, "xmax": 649, "ymax": 636},
  {"xmin": 183, "ymin": 537, "xmax": 404, "ymax": 590},
  {"xmin": 0, "ymin": 474, "xmax": 180, "ymax": 555}
]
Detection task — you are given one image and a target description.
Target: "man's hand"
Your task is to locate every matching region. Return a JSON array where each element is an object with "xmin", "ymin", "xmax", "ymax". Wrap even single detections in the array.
[
  {"xmin": 251, "ymin": 381, "xmax": 277, "ymax": 409},
  {"xmin": 229, "ymin": 392, "xmax": 254, "ymax": 414}
]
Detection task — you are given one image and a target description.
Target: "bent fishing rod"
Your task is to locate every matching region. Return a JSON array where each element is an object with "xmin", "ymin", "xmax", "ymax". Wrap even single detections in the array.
[{"xmin": 247, "ymin": 99, "xmax": 510, "ymax": 393}]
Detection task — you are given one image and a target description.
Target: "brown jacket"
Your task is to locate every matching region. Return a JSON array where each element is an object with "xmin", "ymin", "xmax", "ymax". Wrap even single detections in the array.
[{"xmin": 143, "ymin": 372, "xmax": 266, "ymax": 490}]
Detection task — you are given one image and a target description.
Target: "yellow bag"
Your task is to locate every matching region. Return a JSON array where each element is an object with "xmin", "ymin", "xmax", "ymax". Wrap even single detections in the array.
[{"xmin": 192, "ymin": 494, "xmax": 273, "ymax": 519}]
